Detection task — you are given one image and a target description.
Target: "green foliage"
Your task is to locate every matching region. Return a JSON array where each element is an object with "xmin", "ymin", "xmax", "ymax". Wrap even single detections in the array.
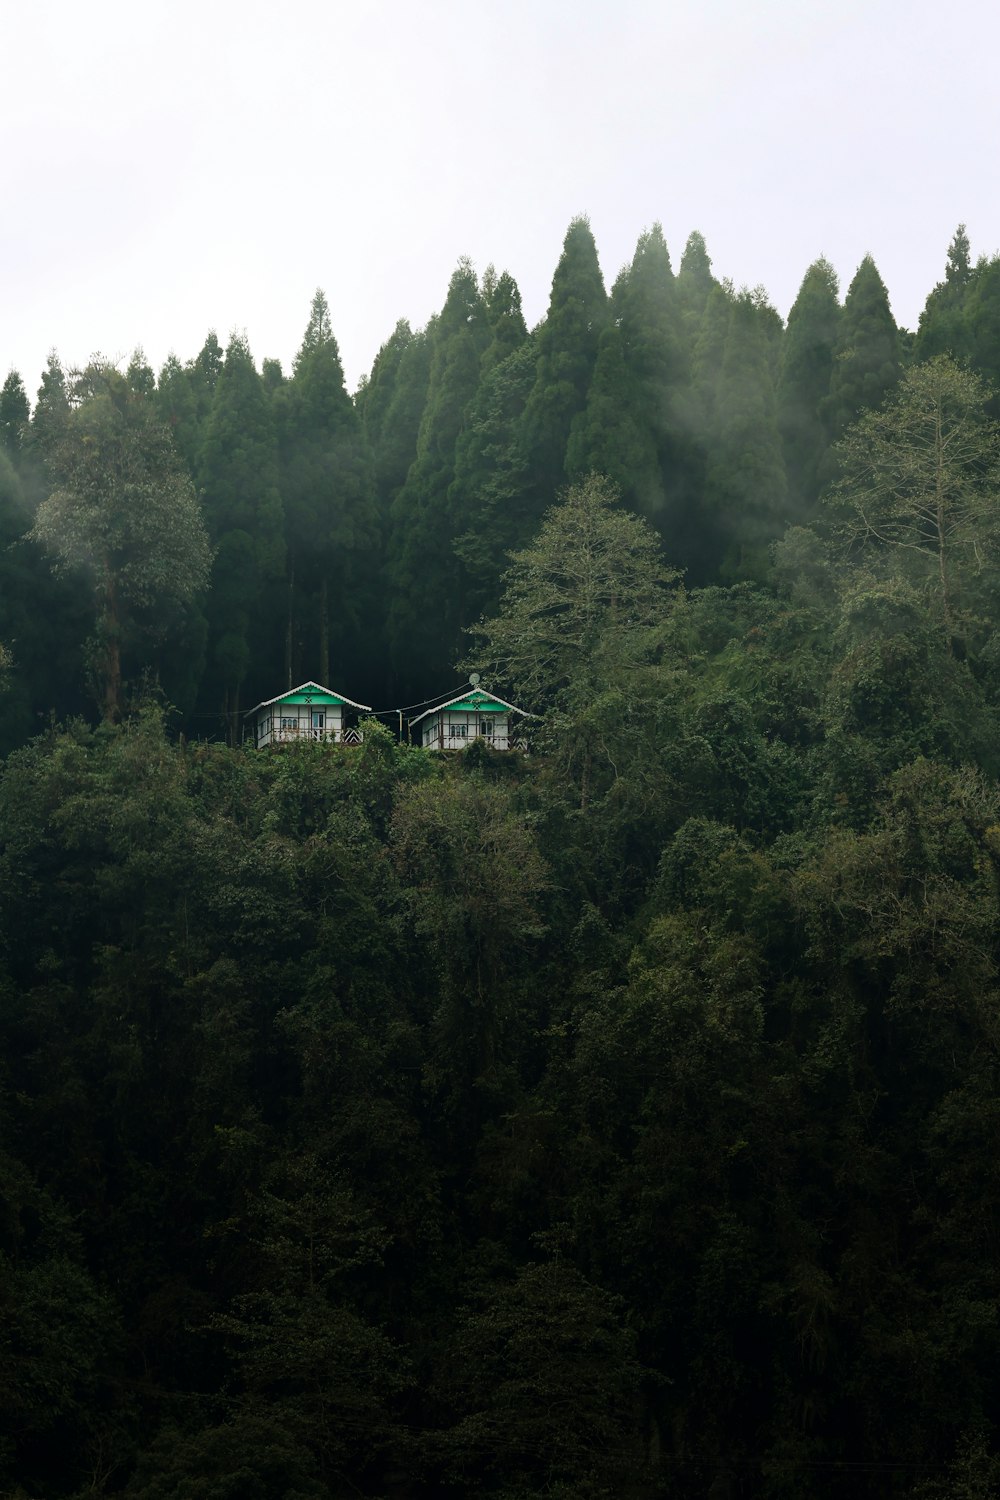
[
  {"xmin": 278, "ymin": 289, "xmax": 377, "ymax": 691},
  {"xmin": 467, "ymin": 472, "xmax": 676, "ymax": 712},
  {"xmin": 829, "ymin": 355, "xmax": 1000, "ymax": 646},
  {"xmin": 519, "ymin": 216, "xmax": 609, "ymax": 497},
  {"xmin": 824, "ymin": 253, "xmax": 901, "ymax": 440},
  {"xmin": 197, "ymin": 333, "xmax": 285, "ymax": 732},
  {"xmin": 0, "ymin": 369, "xmax": 30, "ymax": 457},
  {"xmin": 778, "ymin": 258, "xmax": 841, "ymax": 513},
  {"xmin": 30, "ymin": 363, "xmax": 212, "ymax": 719},
  {"xmin": 9, "ymin": 221, "xmax": 1000, "ymax": 1500},
  {"xmin": 387, "ymin": 259, "xmax": 491, "ymax": 696}
]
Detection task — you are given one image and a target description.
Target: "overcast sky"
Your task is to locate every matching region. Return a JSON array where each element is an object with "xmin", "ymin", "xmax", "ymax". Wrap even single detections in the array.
[{"xmin": 4, "ymin": 0, "xmax": 998, "ymax": 397}]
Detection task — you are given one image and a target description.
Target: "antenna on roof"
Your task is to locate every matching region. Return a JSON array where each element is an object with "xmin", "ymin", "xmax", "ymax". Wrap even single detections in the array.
[{"xmin": 469, "ymin": 672, "xmax": 481, "ymax": 686}]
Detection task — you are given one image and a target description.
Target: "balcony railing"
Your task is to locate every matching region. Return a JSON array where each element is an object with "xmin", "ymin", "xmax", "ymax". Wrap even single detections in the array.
[{"xmin": 265, "ymin": 725, "xmax": 364, "ymax": 746}]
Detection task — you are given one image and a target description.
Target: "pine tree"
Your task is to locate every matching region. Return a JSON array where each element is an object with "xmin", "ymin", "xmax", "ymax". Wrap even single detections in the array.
[
  {"xmin": 0, "ymin": 371, "xmax": 30, "ymax": 459},
  {"xmin": 565, "ymin": 323, "xmax": 663, "ymax": 519},
  {"xmin": 360, "ymin": 321, "xmax": 432, "ymax": 527},
  {"xmin": 706, "ymin": 289, "xmax": 788, "ymax": 579},
  {"xmin": 915, "ymin": 224, "xmax": 975, "ymax": 363},
  {"xmin": 674, "ymin": 280, "xmax": 733, "ymax": 578},
  {"xmin": 675, "ymin": 230, "xmax": 717, "ymax": 343},
  {"xmin": 278, "ymin": 290, "xmax": 377, "ymax": 692},
  {"xmin": 777, "ymin": 258, "xmax": 841, "ymax": 514},
  {"xmin": 155, "ymin": 332, "xmax": 225, "ymax": 474},
  {"xmin": 125, "ymin": 347, "xmax": 156, "ymax": 398},
  {"xmin": 449, "ymin": 338, "xmax": 537, "ymax": 626},
  {"xmin": 962, "ymin": 256, "xmax": 1000, "ymax": 393},
  {"xmin": 197, "ymin": 334, "xmax": 285, "ymax": 738},
  {"xmin": 480, "ymin": 266, "xmax": 528, "ymax": 374},
  {"xmin": 386, "ymin": 260, "xmax": 490, "ymax": 696},
  {"xmin": 578, "ymin": 223, "xmax": 683, "ymax": 531},
  {"xmin": 824, "ymin": 255, "xmax": 900, "ymax": 439},
  {"xmin": 518, "ymin": 217, "xmax": 609, "ymax": 499},
  {"xmin": 30, "ymin": 363, "xmax": 211, "ymax": 720},
  {"xmin": 30, "ymin": 351, "xmax": 69, "ymax": 457}
]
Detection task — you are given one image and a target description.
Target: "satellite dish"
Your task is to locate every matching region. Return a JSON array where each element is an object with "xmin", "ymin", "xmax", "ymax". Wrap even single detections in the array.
[{"xmin": 469, "ymin": 672, "xmax": 481, "ymax": 686}]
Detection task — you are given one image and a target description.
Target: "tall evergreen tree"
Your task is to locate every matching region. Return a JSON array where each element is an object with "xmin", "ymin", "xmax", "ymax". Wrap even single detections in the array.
[
  {"xmin": 449, "ymin": 338, "xmax": 538, "ymax": 627},
  {"xmin": 706, "ymin": 289, "xmax": 788, "ymax": 579},
  {"xmin": 30, "ymin": 351, "xmax": 69, "ymax": 457},
  {"xmin": 565, "ymin": 323, "xmax": 663, "ymax": 518},
  {"xmin": 570, "ymin": 223, "xmax": 683, "ymax": 531},
  {"xmin": 915, "ymin": 224, "xmax": 975, "ymax": 364},
  {"xmin": 823, "ymin": 254, "xmax": 900, "ymax": 440},
  {"xmin": 0, "ymin": 371, "xmax": 30, "ymax": 459},
  {"xmin": 675, "ymin": 229, "xmax": 717, "ymax": 343},
  {"xmin": 278, "ymin": 290, "xmax": 377, "ymax": 692},
  {"xmin": 961, "ymin": 255, "xmax": 1000, "ymax": 394},
  {"xmin": 157, "ymin": 332, "xmax": 225, "ymax": 474},
  {"xmin": 777, "ymin": 258, "xmax": 841, "ymax": 514},
  {"xmin": 197, "ymin": 334, "xmax": 285, "ymax": 738},
  {"xmin": 386, "ymin": 260, "xmax": 490, "ymax": 696},
  {"xmin": 30, "ymin": 363, "xmax": 211, "ymax": 720},
  {"xmin": 361, "ymin": 322, "xmax": 432, "ymax": 527},
  {"xmin": 518, "ymin": 217, "xmax": 609, "ymax": 500},
  {"xmin": 480, "ymin": 265, "xmax": 528, "ymax": 374}
]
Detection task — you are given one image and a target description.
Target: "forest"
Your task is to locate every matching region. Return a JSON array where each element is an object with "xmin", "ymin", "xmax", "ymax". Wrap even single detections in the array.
[{"xmin": 2, "ymin": 219, "xmax": 1000, "ymax": 1497}]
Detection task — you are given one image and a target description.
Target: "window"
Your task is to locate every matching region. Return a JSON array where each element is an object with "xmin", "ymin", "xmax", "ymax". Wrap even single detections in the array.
[
  {"xmin": 450, "ymin": 721, "xmax": 468, "ymax": 739},
  {"xmin": 280, "ymin": 715, "xmax": 297, "ymax": 731},
  {"xmin": 478, "ymin": 718, "xmax": 494, "ymax": 737}
]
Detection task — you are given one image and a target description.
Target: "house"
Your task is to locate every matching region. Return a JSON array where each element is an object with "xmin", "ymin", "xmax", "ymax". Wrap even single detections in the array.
[
  {"xmin": 246, "ymin": 682, "xmax": 372, "ymax": 748},
  {"xmin": 409, "ymin": 684, "xmax": 531, "ymax": 751}
]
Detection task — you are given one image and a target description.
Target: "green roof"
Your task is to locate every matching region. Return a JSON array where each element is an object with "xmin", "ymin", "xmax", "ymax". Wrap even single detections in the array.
[{"xmin": 446, "ymin": 695, "xmax": 509, "ymax": 713}]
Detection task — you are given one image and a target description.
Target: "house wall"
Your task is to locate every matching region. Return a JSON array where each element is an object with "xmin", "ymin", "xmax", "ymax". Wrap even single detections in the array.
[
  {"xmin": 254, "ymin": 703, "xmax": 345, "ymax": 747},
  {"xmin": 423, "ymin": 711, "xmax": 512, "ymax": 750}
]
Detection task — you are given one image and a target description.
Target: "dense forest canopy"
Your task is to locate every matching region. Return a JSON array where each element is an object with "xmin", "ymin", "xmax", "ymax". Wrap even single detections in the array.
[{"xmin": 4, "ymin": 220, "xmax": 1000, "ymax": 1497}]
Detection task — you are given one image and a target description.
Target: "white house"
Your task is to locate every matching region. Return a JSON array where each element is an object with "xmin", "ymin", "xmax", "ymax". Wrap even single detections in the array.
[
  {"xmin": 409, "ymin": 685, "xmax": 531, "ymax": 752},
  {"xmin": 246, "ymin": 682, "xmax": 372, "ymax": 748}
]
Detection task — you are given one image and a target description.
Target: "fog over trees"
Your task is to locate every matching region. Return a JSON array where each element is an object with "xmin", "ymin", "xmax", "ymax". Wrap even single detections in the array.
[{"xmin": 3, "ymin": 220, "xmax": 1000, "ymax": 1497}]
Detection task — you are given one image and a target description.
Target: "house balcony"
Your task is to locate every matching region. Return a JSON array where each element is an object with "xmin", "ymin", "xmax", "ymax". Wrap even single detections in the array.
[{"xmin": 266, "ymin": 725, "xmax": 364, "ymax": 746}]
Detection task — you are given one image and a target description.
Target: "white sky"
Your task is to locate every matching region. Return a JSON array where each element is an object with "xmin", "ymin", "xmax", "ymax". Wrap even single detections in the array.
[{"xmin": 4, "ymin": 0, "xmax": 999, "ymax": 398}]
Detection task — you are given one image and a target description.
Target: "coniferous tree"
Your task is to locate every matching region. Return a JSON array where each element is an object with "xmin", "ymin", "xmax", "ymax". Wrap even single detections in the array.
[
  {"xmin": 480, "ymin": 265, "xmax": 528, "ymax": 373},
  {"xmin": 565, "ymin": 323, "xmax": 663, "ymax": 518},
  {"xmin": 518, "ymin": 216, "xmax": 609, "ymax": 501},
  {"xmin": 675, "ymin": 229, "xmax": 717, "ymax": 342},
  {"xmin": 278, "ymin": 290, "xmax": 377, "ymax": 692},
  {"xmin": 824, "ymin": 254, "xmax": 901, "ymax": 440},
  {"xmin": 363, "ymin": 323, "xmax": 432, "ymax": 527},
  {"xmin": 961, "ymin": 255, "xmax": 1000, "ymax": 394},
  {"xmin": 915, "ymin": 224, "xmax": 975, "ymax": 364},
  {"xmin": 674, "ymin": 277, "xmax": 733, "ymax": 577},
  {"xmin": 197, "ymin": 333, "xmax": 285, "ymax": 739},
  {"xmin": 449, "ymin": 338, "xmax": 538, "ymax": 627},
  {"xmin": 157, "ymin": 332, "xmax": 225, "ymax": 474},
  {"xmin": 777, "ymin": 257, "xmax": 841, "ymax": 514},
  {"xmin": 30, "ymin": 363, "xmax": 211, "ymax": 720},
  {"xmin": 29, "ymin": 351, "xmax": 69, "ymax": 460},
  {"xmin": 125, "ymin": 347, "xmax": 156, "ymax": 398},
  {"xmin": 386, "ymin": 260, "xmax": 490, "ymax": 697},
  {"xmin": 567, "ymin": 225, "xmax": 681, "ymax": 530},
  {"xmin": 706, "ymin": 289, "xmax": 788, "ymax": 579},
  {"xmin": 615, "ymin": 223, "xmax": 683, "ymax": 455},
  {"xmin": 0, "ymin": 370, "xmax": 30, "ymax": 459}
]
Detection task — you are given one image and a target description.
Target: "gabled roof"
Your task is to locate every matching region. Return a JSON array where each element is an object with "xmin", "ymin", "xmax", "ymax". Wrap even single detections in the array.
[
  {"xmin": 246, "ymin": 681, "xmax": 372, "ymax": 716},
  {"xmin": 408, "ymin": 686, "xmax": 533, "ymax": 729}
]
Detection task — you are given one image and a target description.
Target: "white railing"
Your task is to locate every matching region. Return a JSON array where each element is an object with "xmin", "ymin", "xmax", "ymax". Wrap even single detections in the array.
[{"xmin": 266, "ymin": 725, "xmax": 364, "ymax": 746}]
